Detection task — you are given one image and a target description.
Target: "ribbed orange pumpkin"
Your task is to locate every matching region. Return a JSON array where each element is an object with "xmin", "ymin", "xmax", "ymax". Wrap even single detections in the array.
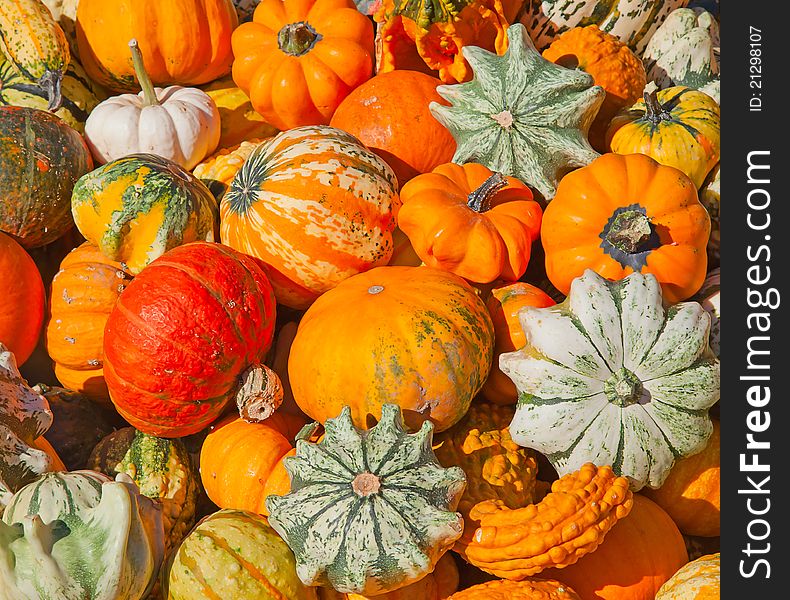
[
  {"xmin": 0, "ymin": 232, "xmax": 45, "ymax": 366},
  {"xmin": 481, "ymin": 282, "xmax": 556, "ymax": 405},
  {"xmin": 544, "ymin": 495, "xmax": 689, "ymax": 600},
  {"xmin": 643, "ymin": 419, "xmax": 720, "ymax": 538},
  {"xmin": 288, "ymin": 266, "xmax": 494, "ymax": 432},
  {"xmin": 448, "ymin": 578, "xmax": 582, "ymax": 599},
  {"xmin": 44, "ymin": 242, "xmax": 133, "ymax": 403},
  {"xmin": 75, "ymin": 0, "xmax": 238, "ymax": 91}
]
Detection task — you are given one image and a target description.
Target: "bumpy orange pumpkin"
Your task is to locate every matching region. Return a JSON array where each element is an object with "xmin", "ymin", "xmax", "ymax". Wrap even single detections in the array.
[
  {"xmin": 643, "ymin": 419, "xmax": 720, "ymax": 538},
  {"xmin": 448, "ymin": 578, "xmax": 582, "ymax": 599},
  {"xmin": 544, "ymin": 494, "xmax": 688, "ymax": 600},
  {"xmin": 288, "ymin": 266, "xmax": 494, "ymax": 432},
  {"xmin": 542, "ymin": 25, "xmax": 646, "ymax": 152},
  {"xmin": 481, "ymin": 282, "xmax": 556, "ymax": 405},
  {"xmin": 0, "ymin": 232, "xmax": 45, "ymax": 367},
  {"xmin": 76, "ymin": 0, "xmax": 238, "ymax": 91},
  {"xmin": 231, "ymin": 0, "xmax": 374, "ymax": 131},
  {"xmin": 398, "ymin": 163, "xmax": 542, "ymax": 284},
  {"xmin": 44, "ymin": 243, "xmax": 133, "ymax": 403},
  {"xmin": 542, "ymin": 153, "xmax": 710, "ymax": 303}
]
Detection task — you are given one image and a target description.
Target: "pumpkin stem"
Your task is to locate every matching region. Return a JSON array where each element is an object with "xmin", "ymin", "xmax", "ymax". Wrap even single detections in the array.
[
  {"xmin": 491, "ymin": 110, "xmax": 514, "ymax": 129},
  {"xmin": 352, "ymin": 472, "xmax": 381, "ymax": 497},
  {"xmin": 605, "ymin": 209, "xmax": 653, "ymax": 254},
  {"xmin": 38, "ymin": 69, "xmax": 63, "ymax": 111},
  {"xmin": 467, "ymin": 172, "xmax": 509, "ymax": 213},
  {"xmin": 643, "ymin": 89, "xmax": 670, "ymax": 124},
  {"xmin": 604, "ymin": 368, "xmax": 644, "ymax": 407},
  {"xmin": 235, "ymin": 364, "xmax": 284, "ymax": 423},
  {"xmin": 128, "ymin": 39, "xmax": 158, "ymax": 107},
  {"xmin": 277, "ymin": 22, "xmax": 322, "ymax": 57}
]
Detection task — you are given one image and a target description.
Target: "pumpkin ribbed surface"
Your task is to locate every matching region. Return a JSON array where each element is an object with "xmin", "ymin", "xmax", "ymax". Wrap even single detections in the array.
[
  {"xmin": 448, "ymin": 578, "xmax": 582, "ymax": 599},
  {"xmin": 288, "ymin": 266, "xmax": 494, "ymax": 432},
  {"xmin": 655, "ymin": 553, "xmax": 720, "ymax": 600},
  {"xmin": 103, "ymin": 242, "xmax": 277, "ymax": 437}
]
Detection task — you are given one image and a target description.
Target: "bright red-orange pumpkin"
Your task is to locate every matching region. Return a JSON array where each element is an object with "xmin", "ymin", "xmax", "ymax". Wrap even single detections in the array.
[
  {"xmin": 103, "ymin": 242, "xmax": 277, "ymax": 437},
  {"xmin": 0, "ymin": 231, "xmax": 45, "ymax": 366}
]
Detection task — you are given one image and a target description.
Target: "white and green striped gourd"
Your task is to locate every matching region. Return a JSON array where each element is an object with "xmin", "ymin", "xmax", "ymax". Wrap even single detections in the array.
[
  {"xmin": 0, "ymin": 470, "xmax": 165, "ymax": 600},
  {"xmin": 266, "ymin": 404, "xmax": 467, "ymax": 596},
  {"xmin": 429, "ymin": 23, "xmax": 604, "ymax": 201},
  {"xmin": 642, "ymin": 7, "xmax": 720, "ymax": 95},
  {"xmin": 501, "ymin": 269, "xmax": 720, "ymax": 491},
  {"xmin": 694, "ymin": 268, "xmax": 720, "ymax": 359}
]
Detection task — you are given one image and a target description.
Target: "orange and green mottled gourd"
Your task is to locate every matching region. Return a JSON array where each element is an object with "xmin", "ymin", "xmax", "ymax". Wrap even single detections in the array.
[
  {"xmin": 542, "ymin": 25, "xmax": 647, "ymax": 152},
  {"xmin": 44, "ymin": 242, "xmax": 133, "ymax": 403},
  {"xmin": 71, "ymin": 153, "xmax": 219, "ymax": 275},
  {"xmin": 75, "ymin": 0, "xmax": 238, "ymax": 92},
  {"xmin": 288, "ymin": 265, "xmax": 494, "ymax": 432},
  {"xmin": 432, "ymin": 401, "xmax": 538, "ymax": 557},
  {"xmin": 606, "ymin": 87, "xmax": 720, "ymax": 189},
  {"xmin": 448, "ymin": 577, "xmax": 582, "ymax": 599},
  {"xmin": 481, "ymin": 281, "xmax": 555, "ymax": 405},
  {"xmin": 220, "ymin": 125, "xmax": 401, "ymax": 310},
  {"xmin": 544, "ymin": 494, "xmax": 689, "ymax": 600},
  {"xmin": 541, "ymin": 153, "xmax": 710, "ymax": 303},
  {"xmin": 655, "ymin": 553, "xmax": 720, "ymax": 600}
]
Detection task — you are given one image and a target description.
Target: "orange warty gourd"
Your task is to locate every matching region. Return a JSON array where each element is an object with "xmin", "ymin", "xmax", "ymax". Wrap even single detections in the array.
[
  {"xmin": 542, "ymin": 25, "xmax": 647, "ymax": 152},
  {"xmin": 448, "ymin": 578, "xmax": 582, "ymax": 599},
  {"xmin": 329, "ymin": 70, "xmax": 457, "ymax": 187},
  {"xmin": 481, "ymin": 282, "xmax": 556, "ymax": 405},
  {"xmin": 643, "ymin": 419, "xmax": 720, "ymax": 538},
  {"xmin": 541, "ymin": 153, "xmax": 710, "ymax": 303},
  {"xmin": 544, "ymin": 494, "xmax": 689, "ymax": 600},
  {"xmin": 44, "ymin": 242, "xmax": 133, "ymax": 403},
  {"xmin": 0, "ymin": 231, "xmax": 45, "ymax": 366},
  {"xmin": 398, "ymin": 163, "xmax": 543, "ymax": 284},
  {"xmin": 75, "ymin": 0, "xmax": 238, "ymax": 92},
  {"xmin": 231, "ymin": 0, "xmax": 374, "ymax": 131}
]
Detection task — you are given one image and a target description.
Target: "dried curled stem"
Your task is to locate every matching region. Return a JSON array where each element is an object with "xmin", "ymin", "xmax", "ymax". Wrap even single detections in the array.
[{"xmin": 235, "ymin": 364, "xmax": 284, "ymax": 423}]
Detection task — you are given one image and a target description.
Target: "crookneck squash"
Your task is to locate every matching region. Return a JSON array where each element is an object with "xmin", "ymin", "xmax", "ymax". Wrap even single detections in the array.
[
  {"xmin": 501, "ymin": 269, "xmax": 720, "ymax": 491},
  {"xmin": 266, "ymin": 404, "xmax": 467, "ymax": 596},
  {"xmin": 71, "ymin": 153, "xmax": 219, "ymax": 275},
  {"xmin": 655, "ymin": 552, "xmax": 720, "ymax": 600},
  {"xmin": 541, "ymin": 152, "xmax": 710, "ymax": 303},
  {"xmin": 287, "ymin": 265, "xmax": 494, "ymax": 433},
  {"xmin": 429, "ymin": 23, "xmax": 604, "ymax": 201}
]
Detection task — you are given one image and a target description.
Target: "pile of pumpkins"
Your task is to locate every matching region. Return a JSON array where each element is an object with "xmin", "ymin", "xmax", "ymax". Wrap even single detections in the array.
[{"xmin": 0, "ymin": 0, "xmax": 721, "ymax": 598}]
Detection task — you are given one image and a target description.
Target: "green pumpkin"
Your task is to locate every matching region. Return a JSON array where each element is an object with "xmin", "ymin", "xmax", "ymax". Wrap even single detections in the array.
[
  {"xmin": 71, "ymin": 153, "xmax": 219, "ymax": 275},
  {"xmin": 429, "ymin": 23, "xmax": 604, "ymax": 201},
  {"xmin": 88, "ymin": 427, "xmax": 199, "ymax": 553},
  {"xmin": 266, "ymin": 404, "xmax": 466, "ymax": 596},
  {"xmin": 166, "ymin": 509, "xmax": 318, "ymax": 600},
  {"xmin": 501, "ymin": 269, "xmax": 720, "ymax": 491},
  {"xmin": 0, "ymin": 470, "xmax": 165, "ymax": 600},
  {"xmin": 643, "ymin": 7, "xmax": 719, "ymax": 92}
]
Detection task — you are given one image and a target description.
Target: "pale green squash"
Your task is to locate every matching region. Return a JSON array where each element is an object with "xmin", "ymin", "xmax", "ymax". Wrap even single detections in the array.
[
  {"xmin": 266, "ymin": 404, "xmax": 466, "ymax": 596},
  {"xmin": 693, "ymin": 268, "xmax": 719, "ymax": 359},
  {"xmin": 0, "ymin": 470, "xmax": 165, "ymax": 600},
  {"xmin": 501, "ymin": 269, "xmax": 720, "ymax": 491},
  {"xmin": 429, "ymin": 23, "xmax": 604, "ymax": 201}
]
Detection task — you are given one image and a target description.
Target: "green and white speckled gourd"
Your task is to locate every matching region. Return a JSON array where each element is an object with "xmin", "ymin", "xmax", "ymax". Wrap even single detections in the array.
[
  {"xmin": 266, "ymin": 404, "xmax": 467, "ymax": 596},
  {"xmin": 694, "ymin": 268, "xmax": 720, "ymax": 358},
  {"xmin": 0, "ymin": 470, "xmax": 165, "ymax": 600},
  {"xmin": 0, "ymin": 343, "xmax": 55, "ymax": 507},
  {"xmin": 429, "ymin": 23, "xmax": 604, "ymax": 201},
  {"xmin": 643, "ymin": 7, "xmax": 719, "ymax": 95},
  {"xmin": 521, "ymin": 0, "xmax": 690, "ymax": 54},
  {"xmin": 501, "ymin": 269, "xmax": 720, "ymax": 491}
]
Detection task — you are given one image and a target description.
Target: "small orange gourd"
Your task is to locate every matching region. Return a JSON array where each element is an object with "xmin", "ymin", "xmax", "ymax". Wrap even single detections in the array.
[{"xmin": 448, "ymin": 577, "xmax": 582, "ymax": 599}]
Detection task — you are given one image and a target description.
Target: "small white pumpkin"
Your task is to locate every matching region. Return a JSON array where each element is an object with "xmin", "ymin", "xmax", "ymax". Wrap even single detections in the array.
[
  {"xmin": 501, "ymin": 269, "xmax": 720, "ymax": 491},
  {"xmin": 84, "ymin": 39, "xmax": 220, "ymax": 171}
]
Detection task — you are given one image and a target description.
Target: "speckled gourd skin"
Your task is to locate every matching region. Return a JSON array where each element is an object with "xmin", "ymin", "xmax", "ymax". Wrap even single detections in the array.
[
  {"xmin": 448, "ymin": 577, "xmax": 582, "ymax": 599},
  {"xmin": 655, "ymin": 552, "xmax": 720, "ymax": 599}
]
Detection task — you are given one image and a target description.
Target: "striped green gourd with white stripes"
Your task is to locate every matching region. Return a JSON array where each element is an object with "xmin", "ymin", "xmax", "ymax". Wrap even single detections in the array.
[
  {"xmin": 266, "ymin": 404, "xmax": 467, "ymax": 596},
  {"xmin": 0, "ymin": 470, "xmax": 165, "ymax": 600},
  {"xmin": 501, "ymin": 269, "xmax": 720, "ymax": 491}
]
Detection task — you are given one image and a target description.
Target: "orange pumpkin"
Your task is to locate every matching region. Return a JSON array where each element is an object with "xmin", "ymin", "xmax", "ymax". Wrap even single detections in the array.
[
  {"xmin": 541, "ymin": 153, "xmax": 710, "ymax": 303},
  {"xmin": 0, "ymin": 231, "xmax": 45, "ymax": 366},
  {"xmin": 75, "ymin": 0, "xmax": 238, "ymax": 92},
  {"xmin": 44, "ymin": 242, "xmax": 133, "ymax": 403},
  {"xmin": 398, "ymin": 163, "xmax": 542, "ymax": 284},
  {"xmin": 31, "ymin": 436, "xmax": 67, "ymax": 472},
  {"xmin": 481, "ymin": 282, "xmax": 556, "ymax": 405},
  {"xmin": 542, "ymin": 25, "xmax": 646, "ymax": 152},
  {"xmin": 288, "ymin": 265, "xmax": 494, "ymax": 432},
  {"xmin": 544, "ymin": 495, "xmax": 688, "ymax": 600},
  {"xmin": 231, "ymin": 0, "xmax": 374, "ymax": 131},
  {"xmin": 448, "ymin": 578, "xmax": 582, "ymax": 599},
  {"xmin": 199, "ymin": 411, "xmax": 308, "ymax": 516},
  {"xmin": 643, "ymin": 419, "xmax": 720, "ymax": 538},
  {"xmin": 329, "ymin": 70, "xmax": 456, "ymax": 187}
]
